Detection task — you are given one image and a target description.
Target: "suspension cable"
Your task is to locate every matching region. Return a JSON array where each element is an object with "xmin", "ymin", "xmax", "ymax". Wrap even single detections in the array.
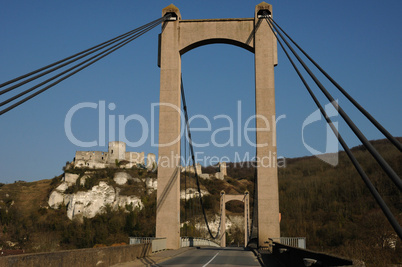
[
  {"xmin": 249, "ymin": 165, "xmax": 258, "ymax": 241},
  {"xmin": 180, "ymin": 74, "xmax": 222, "ymax": 240},
  {"xmin": 263, "ymin": 13, "xmax": 401, "ymax": 191},
  {"xmin": 268, "ymin": 17, "xmax": 402, "ymax": 152},
  {"xmin": 0, "ymin": 21, "xmax": 158, "ymax": 110},
  {"xmin": 0, "ymin": 17, "xmax": 166, "ymax": 91},
  {"xmin": 0, "ymin": 23, "xmax": 156, "ymax": 115},
  {"xmin": 0, "ymin": 15, "xmax": 170, "ymax": 116},
  {"xmin": 184, "ymin": 121, "xmax": 188, "ymax": 236},
  {"xmin": 264, "ymin": 16, "xmax": 402, "ymax": 240},
  {"xmin": 0, "ymin": 17, "xmax": 165, "ymax": 96}
]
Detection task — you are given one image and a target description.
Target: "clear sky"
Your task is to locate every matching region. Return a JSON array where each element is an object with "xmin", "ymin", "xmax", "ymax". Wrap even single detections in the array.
[{"xmin": 0, "ymin": 0, "xmax": 401, "ymax": 183}]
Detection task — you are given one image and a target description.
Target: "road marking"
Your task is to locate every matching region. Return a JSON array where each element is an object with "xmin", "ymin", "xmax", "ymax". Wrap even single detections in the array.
[{"xmin": 202, "ymin": 251, "xmax": 220, "ymax": 267}]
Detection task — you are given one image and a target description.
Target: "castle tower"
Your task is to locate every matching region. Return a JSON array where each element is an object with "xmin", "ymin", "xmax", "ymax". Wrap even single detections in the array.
[
  {"xmin": 219, "ymin": 162, "xmax": 227, "ymax": 176},
  {"xmin": 107, "ymin": 141, "xmax": 126, "ymax": 164}
]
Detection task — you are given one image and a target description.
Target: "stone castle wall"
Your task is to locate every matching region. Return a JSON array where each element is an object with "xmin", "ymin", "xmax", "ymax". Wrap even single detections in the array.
[{"xmin": 74, "ymin": 142, "xmax": 151, "ymax": 169}]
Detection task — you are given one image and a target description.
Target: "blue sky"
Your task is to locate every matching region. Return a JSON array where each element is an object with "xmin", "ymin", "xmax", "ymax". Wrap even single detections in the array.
[{"xmin": 0, "ymin": 0, "xmax": 401, "ymax": 183}]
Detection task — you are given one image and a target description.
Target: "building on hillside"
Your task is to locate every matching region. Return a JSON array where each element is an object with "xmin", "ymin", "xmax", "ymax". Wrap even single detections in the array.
[
  {"xmin": 181, "ymin": 163, "xmax": 202, "ymax": 175},
  {"xmin": 74, "ymin": 141, "xmax": 155, "ymax": 169}
]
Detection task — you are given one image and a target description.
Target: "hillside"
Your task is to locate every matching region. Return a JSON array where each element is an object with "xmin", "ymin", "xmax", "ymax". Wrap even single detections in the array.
[
  {"xmin": 208, "ymin": 138, "xmax": 402, "ymax": 265},
  {"xmin": 0, "ymin": 138, "xmax": 400, "ymax": 265},
  {"xmin": 276, "ymin": 138, "xmax": 402, "ymax": 265}
]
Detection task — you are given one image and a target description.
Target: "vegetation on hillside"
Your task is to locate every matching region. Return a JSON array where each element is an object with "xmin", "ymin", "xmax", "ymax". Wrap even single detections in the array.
[
  {"xmin": 0, "ymin": 138, "xmax": 400, "ymax": 265},
  {"xmin": 190, "ymin": 138, "xmax": 402, "ymax": 265},
  {"xmin": 63, "ymin": 167, "xmax": 157, "ymax": 195},
  {"xmin": 277, "ymin": 138, "xmax": 402, "ymax": 265},
  {"xmin": 179, "ymin": 172, "xmax": 253, "ymax": 242},
  {"xmin": 0, "ymin": 175, "xmax": 157, "ymax": 252}
]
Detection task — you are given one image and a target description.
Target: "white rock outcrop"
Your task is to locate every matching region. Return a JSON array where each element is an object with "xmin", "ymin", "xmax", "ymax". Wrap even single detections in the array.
[
  {"xmin": 199, "ymin": 174, "xmax": 210, "ymax": 180},
  {"xmin": 180, "ymin": 188, "xmax": 210, "ymax": 199},
  {"xmin": 79, "ymin": 171, "xmax": 94, "ymax": 186},
  {"xmin": 48, "ymin": 176, "xmax": 143, "ymax": 220},
  {"xmin": 187, "ymin": 214, "xmax": 229, "ymax": 238},
  {"xmin": 49, "ymin": 190, "xmax": 65, "ymax": 209},
  {"xmin": 144, "ymin": 178, "xmax": 157, "ymax": 192},
  {"xmin": 146, "ymin": 153, "xmax": 157, "ymax": 171},
  {"xmin": 114, "ymin": 172, "xmax": 132, "ymax": 185},
  {"xmin": 63, "ymin": 173, "xmax": 79, "ymax": 185},
  {"xmin": 66, "ymin": 181, "xmax": 116, "ymax": 219},
  {"xmin": 55, "ymin": 182, "xmax": 69, "ymax": 192},
  {"xmin": 115, "ymin": 195, "xmax": 143, "ymax": 210},
  {"xmin": 48, "ymin": 182, "xmax": 70, "ymax": 208},
  {"xmin": 188, "ymin": 215, "xmax": 243, "ymax": 240}
]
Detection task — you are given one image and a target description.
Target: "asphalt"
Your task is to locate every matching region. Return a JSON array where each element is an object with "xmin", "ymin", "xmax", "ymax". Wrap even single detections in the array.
[
  {"xmin": 112, "ymin": 246, "xmax": 261, "ymax": 267},
  {"xmin": 158, "ymin": 247, "xmax": 261, "ymax": 266},
  {"xmin": 111, "ymin": 247, "xmax": 195, "ymax": 267},
  {"xmin": 112, "ymin": 243, "xmax": 354, "ymax": 267}
]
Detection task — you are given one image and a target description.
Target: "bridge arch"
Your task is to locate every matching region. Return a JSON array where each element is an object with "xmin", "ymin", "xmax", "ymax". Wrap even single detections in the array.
[
  {"xmin": 219, "ymin": 191, "xmax": 250, "ymax": 247},
  {"xmin": 179, "ymin": 38, "xmax": 254, "ymax": 55},
  {"xmin": 157, "ymin": 2, "xmax": 280, "ymax": 249}
]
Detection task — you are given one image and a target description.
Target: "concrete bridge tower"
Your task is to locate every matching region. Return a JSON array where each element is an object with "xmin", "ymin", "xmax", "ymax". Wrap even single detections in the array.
[{"xmin": 156, "ymin": 2, "xmax": 280, "ymax": 249}]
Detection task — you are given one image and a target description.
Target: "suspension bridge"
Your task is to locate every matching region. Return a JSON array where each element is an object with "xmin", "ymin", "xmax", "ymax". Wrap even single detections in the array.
[{"xmin": 0, "ymin": 2, "xmax": 400, "ymax": 266}]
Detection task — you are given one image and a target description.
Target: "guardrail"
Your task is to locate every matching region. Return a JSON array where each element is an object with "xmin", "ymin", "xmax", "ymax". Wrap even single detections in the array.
[
  {"xmin": 129, "ymin": 237, "xmax": 167, "ymax": 253},
  {"xmin": 271, "ymin": 237, "xmax": 306, "ymax": 249},
  {"xmin": 0, "ymin": 243, "xmax": 151, "ymax": 267},
  {"xmin": 130, "ymin": 237, "xmax": 220, "ymax": 251},
  {"xmin": 130, "ymin": 237, "xmax": 154, "ymax": 244},
  {"xmin": 180, "ymin": 237, "xmax": 220, "ymax": 248}
]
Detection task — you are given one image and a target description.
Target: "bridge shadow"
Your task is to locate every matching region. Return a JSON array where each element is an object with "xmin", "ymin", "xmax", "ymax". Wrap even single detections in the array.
[
  {"xmin": 196, "ymin": 247, "xmax": 249, "ymax": 252},
  {"xmin": 245, "ymin": 18, "xmax": 262, "ymax": 46},
  {"xmin": 259, "ymin": 242, "xmax": 353, "ymax": 267},
  {"xmin": 137, "ymin": 257, "xmax": 159, "ymax": 267},
  {"xmin": 156, "ymin": 167, "xmax": 179, "ymax": 213}
]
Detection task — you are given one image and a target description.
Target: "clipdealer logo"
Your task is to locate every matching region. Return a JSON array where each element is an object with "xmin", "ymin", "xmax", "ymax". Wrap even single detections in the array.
[{"xmin": 64, "ymin": 99, "xmax": 339, "ymax": 167}]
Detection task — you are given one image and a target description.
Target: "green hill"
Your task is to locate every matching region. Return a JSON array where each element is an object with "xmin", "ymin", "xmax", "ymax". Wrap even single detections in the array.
[
  {"xmin": 0, "ymin": 138, "xmax": 400, "ymax": 265},
  {"xmin": 276, "ymin": 138, "xmax": 402, "ymax": 265},
  {"xmin": 219, "ymin": 138, "xmax": 401, "ymax": 265}
]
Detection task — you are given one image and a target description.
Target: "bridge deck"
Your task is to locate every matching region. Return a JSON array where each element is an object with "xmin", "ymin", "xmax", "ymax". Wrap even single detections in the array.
[{"xmin": 113, "ymin": 247, "xmax": 261, "ymax": 267}]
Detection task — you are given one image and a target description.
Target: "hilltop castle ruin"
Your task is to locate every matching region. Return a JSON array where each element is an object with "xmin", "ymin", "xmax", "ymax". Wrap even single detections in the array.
[
  {"xmin": 73, "ymin": 141, "xmax": 156, "ymax": 169},
  {"xmin": 72, "ymin": 141, "xmax": 226, "ymax": 179}
]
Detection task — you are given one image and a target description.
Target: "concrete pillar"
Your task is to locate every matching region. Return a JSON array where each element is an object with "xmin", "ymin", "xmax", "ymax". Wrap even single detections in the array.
[
  {"xmin": 156, "ymin": 4, "xmax": 182, "ymax": 250},
  {"xmin": 156, "ymin": 2, "xmax": 280, "ymax": 250},
  {"xmin": 254, "ymin": 2, "xmax": 280, "ymax": 247},
  {"xmin": 244, "ymin": 192, "xmax": 250, "ymax": 247},
  {"xmin": 220, "ymin": 192, "xmax": 226, "ymax": 247}
]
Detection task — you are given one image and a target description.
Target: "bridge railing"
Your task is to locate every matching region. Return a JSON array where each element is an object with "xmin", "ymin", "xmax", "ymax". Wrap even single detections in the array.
[
  {"xmin": 152, "ymin": 238, "xmax": 167, "ymax": 252},
  {"xmin": 271, "ymin": 237, "xmax": 306, "ymax": 249},
  {"xmin": 180, "ymin": 237, "xmax": 220, "ymax": 248},
  {"xmin": 129, "ymin": 237, "xmax": 167, "ymax": 253},
  {"xmin": 129, "ymin": 237, "xmax": 153, "ymax": 244},
  {"xmin": 129, "ymin": 237, "xmax": 220, "ymax": 251}
]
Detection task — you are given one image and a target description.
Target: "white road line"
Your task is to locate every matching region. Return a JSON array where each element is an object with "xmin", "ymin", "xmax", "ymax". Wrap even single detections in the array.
[{"xmin": 202, "ymin": 251, "xmax": 220, "ymax": 267}]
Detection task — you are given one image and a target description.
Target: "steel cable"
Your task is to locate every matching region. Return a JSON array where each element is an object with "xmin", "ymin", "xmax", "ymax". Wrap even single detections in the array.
[
  {"xmin": 249, "ymin": 167, "xmax": 258, "ymax": 241},
  {"xmin": 264, "ymin": 16, "xmax": 402, "ymax": 240},
  {"xmin": 268, "ymin": 17, "xmax": 401, "ymax": 152},
  {"xmin": 263, "ymin": 13, "xmax": 401, "ymax": 191},
  {"xmin": 0, "ymin": 21, "xmax": 159, "ymax": 109},
  {"xmin": 180, "ymin": 74, "xmax": 222, "ymax": 240},
  {"xmin": 0, "ymin": 17, "xmax": 165, "ymax": 92},
  {"xmin": 0, "ymin": 16, "xmax": 170, "ymax": 116}
]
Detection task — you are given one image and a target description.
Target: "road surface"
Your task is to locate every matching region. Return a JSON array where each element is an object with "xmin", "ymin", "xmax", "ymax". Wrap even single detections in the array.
[{"xmin": 156, "ymin": 247, "xmax": 261, "ymax": 267}]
